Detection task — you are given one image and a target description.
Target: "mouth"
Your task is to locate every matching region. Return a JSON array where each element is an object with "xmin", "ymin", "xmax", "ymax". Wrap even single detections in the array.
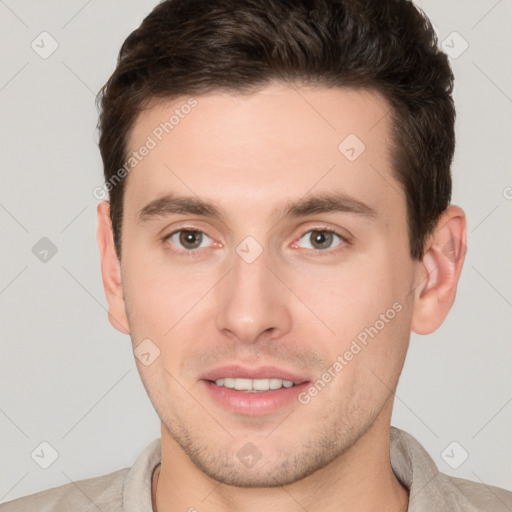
[
  {"xmin": 208, "ymin": 377, "xmax": 300, "ymax": 392},
  {"xmin": 199, "ymin": 365, "xmax": 311, "ymax": 416}
]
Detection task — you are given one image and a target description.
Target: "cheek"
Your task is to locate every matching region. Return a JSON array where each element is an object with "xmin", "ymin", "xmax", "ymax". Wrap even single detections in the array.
[
  {"xmin": 309, "ymin": 257, "xmax": 402, "ymax": 326},
  {"xmin": 301, "ymin": 248, "xmax": 412, "ymax": 367},
  {"xmin": 122, "ymin": 248, "xmax": 211, "ymax": 323}
]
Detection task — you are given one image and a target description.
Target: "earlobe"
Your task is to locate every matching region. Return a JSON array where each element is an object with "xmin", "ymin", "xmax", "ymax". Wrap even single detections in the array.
[
  {"xmin": 411, "ymin": 205, "xmax": 467, "ymax": 335},
  {"xmin": 96, "ymin": 201, "xmax": 130, "ymax": 335}
]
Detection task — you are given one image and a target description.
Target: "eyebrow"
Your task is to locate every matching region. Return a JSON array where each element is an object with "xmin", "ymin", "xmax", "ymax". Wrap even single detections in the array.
[{"xmin": 137, "ymin": 191, "xmax": 377, "ymax": 224}]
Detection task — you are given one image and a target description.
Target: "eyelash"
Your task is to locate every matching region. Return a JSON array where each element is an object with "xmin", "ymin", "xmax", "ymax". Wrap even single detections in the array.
[{"xmin": 162, "ymin": 226, "xmax": 349, "ymax": 257}]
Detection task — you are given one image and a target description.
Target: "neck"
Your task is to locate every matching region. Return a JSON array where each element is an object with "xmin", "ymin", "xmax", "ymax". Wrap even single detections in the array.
[{"xmin": 153, "ymin": 415, "xmax": 409, "ymax": 512}]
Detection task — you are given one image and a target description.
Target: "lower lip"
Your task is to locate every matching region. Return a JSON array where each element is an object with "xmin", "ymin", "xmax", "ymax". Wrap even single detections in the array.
[{"xmin": 201, "ymin": 380, "xmax": 310, "ymax": 416}]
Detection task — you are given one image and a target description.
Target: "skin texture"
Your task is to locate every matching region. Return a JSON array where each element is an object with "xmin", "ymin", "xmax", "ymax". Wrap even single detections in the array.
[{"xmin": 97, "ymin": 82, "xmax": 466, "ymax": 511}]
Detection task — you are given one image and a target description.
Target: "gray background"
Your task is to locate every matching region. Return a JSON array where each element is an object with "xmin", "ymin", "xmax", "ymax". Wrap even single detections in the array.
[{"xmin": 1, "ymin": 0, "xmax": 511, "ymax": 503}]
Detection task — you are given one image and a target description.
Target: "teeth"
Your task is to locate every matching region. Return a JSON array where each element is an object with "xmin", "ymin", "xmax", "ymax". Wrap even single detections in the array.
[{"xmin": 214, "ymin": 377, "xmax": 295, "ymax": 392}]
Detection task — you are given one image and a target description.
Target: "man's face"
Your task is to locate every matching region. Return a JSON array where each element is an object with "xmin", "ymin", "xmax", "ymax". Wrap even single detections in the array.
[{"xmin": 118, "ymin": 83, "xmax": 419, "ymax": 486}]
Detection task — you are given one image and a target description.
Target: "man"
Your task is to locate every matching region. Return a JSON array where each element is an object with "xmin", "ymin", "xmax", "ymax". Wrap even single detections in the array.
[{"xmin": 2, "ymin": 0, "xmax": 511, "ymax": 510}]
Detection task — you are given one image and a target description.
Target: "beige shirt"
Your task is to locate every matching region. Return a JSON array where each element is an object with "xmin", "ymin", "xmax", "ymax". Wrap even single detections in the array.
[{"xmin": 1, "ymin": 427, "xmax": 511, "ymax": 511}]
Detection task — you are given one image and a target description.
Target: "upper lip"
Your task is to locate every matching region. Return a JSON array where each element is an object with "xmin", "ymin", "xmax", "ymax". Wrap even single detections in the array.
[{"xmin": 200, "ymin": 365, "xmax": 311, "ymax": 385}]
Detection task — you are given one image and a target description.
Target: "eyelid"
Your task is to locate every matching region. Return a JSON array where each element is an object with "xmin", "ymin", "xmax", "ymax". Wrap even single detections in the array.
[{"xmin": 297, "ymin": 224, "xmax": 350, "ymax": 241}]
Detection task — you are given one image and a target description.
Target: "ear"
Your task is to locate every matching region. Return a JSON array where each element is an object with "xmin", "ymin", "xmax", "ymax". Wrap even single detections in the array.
[
  {"xmin": 96, "ymin": 201, "xmax": 130, "ymax": 334},
  {"xmin": 411, "ymin": 205, "xmax": 467, "ymax": 335}
]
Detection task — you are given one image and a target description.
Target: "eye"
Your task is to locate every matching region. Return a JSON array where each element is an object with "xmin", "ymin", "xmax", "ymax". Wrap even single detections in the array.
[
  {"xmin": 294, "ymin": 228, "xmax": 346, "ymax": 252},
  {"xmin": 165, "ymin": 229, "xmax": 213, "ymax": 252}
]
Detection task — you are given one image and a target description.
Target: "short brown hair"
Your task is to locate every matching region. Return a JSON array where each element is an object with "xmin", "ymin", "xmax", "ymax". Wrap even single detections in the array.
[{"xmin": 96, "ymin": 0, "xmax": 455, "ymax": 260}]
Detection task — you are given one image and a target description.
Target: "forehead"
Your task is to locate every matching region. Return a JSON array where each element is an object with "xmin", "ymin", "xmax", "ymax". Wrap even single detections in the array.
[{"xmin": 123, "ymin": 83, "xmax": 402, "ymax": 221}]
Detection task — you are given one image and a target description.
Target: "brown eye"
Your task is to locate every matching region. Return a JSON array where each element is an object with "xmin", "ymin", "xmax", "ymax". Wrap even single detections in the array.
[
  {"xmin": 179, "ymin": 230, "xmax": 202, "ymax": 249},
  {"xmin": 296, "ymin": 229, "xmax": 345, "ymax": 251},
  {"xmin": 166, "ymin": 229, "xmax": 211, "ymax": 251},
  {"xmin": 310, "ymin": 231, "xmax": 334, "ymax": 250}
]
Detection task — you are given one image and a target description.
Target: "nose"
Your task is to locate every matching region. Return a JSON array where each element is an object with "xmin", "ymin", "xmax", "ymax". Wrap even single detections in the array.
[{"xmin": 214, "ymin": 243, "xmax": 293, "ymax": 345}]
